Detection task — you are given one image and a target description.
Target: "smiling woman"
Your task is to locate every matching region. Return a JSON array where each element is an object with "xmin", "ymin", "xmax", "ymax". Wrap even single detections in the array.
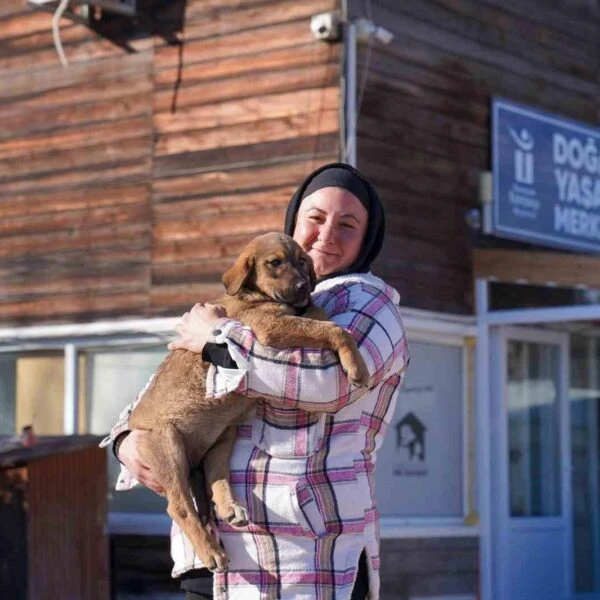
[
  {"xmin": 293, "ymin": 187, "xmax": 368, "ymax": 277},
  {"xmin": 110, "ymin": 162, "xmax": 409, "ymax": 600},
  {"xmin": 283, "ymin": 163, "xmax": 386, "ymax": 280}
]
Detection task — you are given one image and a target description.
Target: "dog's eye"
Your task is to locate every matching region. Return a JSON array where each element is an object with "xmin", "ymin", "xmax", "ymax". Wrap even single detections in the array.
[{"xmin": 268, "ymin": 258, "xmax": 282, "ymax": 268}]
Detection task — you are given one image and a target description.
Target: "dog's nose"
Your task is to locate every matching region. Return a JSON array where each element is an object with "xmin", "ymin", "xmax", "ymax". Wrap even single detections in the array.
[{"xmin": 295, "ymin": 281, "xmax": 308, "ymax": 293}]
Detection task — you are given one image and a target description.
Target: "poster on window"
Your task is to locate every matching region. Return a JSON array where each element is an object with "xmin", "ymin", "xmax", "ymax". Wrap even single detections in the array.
[
  {"xmin": 392, "ymin": 384, "xmax": 434, "ymax": 476},
  {"xmin": 375, "ymin": 341, "xmax": 464, "ymax": 517}
]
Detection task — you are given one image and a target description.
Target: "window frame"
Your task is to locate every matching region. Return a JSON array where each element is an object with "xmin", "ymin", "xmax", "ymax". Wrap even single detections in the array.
[
  {"xmin": 380, "ymin": 309, "xmax": 480, "ymax": 539},
  {"xmin": 0, "ymin": 309, "xmax": 479, "ymax": 538}
]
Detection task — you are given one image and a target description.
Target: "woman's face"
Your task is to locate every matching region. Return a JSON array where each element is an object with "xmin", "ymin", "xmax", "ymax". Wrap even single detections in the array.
[{"xmin": 292, "ymin": 187, "xmax": 368, "ymax": 278}]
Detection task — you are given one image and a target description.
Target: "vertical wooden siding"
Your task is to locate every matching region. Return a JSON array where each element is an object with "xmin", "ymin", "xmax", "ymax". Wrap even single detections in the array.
[
  {"xmin": 349, "ymin": 0, "xmax": 600, "ymax": 314},
  {"xmin": 0, "ymin": 0, "xmax": 341, "ymax": 324},
  {"xmin": 0, "ymin": 466, "xmax": 28, "ymax": 598},
  {"xmin": 27, "ymin": 446, "xmax": 109, "ymax": 600}
]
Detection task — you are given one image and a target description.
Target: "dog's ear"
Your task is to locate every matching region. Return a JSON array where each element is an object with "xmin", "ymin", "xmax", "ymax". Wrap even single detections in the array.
[
  {"xmin": 306, "ymin": 255, "xmax": 318, "ymax": 290},
  {"xmin": 222, "ymin": 252, "xmax": 255, "ymax": 296}
]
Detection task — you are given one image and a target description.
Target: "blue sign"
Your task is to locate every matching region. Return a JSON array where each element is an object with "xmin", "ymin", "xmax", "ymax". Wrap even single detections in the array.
[{"xmin": 492, "ymin": 98, "xmax": 600, "ymax": 253}]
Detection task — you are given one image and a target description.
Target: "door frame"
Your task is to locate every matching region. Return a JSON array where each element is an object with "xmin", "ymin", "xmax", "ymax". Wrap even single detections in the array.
[
  {"xmin": 490, "ymin": 326, "xmax": 573, "ymax": 600},
  {"xmin": 475, "ymin": 278, "xmax": 600, "ymax": 600}
]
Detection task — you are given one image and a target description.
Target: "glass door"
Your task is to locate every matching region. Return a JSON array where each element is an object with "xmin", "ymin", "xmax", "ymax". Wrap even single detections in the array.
[{"xmin": 491, "ymin": 327, "xmax": 573, "ymax": 600}]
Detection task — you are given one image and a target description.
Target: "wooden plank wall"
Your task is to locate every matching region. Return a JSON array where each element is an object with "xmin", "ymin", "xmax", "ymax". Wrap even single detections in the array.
[
  {"xmin": 0, "ymin": 1, "xmax": 154, "ymax": 324},
  {"xmin": 380, "ymin": 537, "xmax": 478, "ymax": 600},
  {"xmin": 0, "ymin": 0, "xmax": 341, "ymax": 325},
  {"xmin": 349, "ymin": 0, "xmax": 600, "ymax": 314},
  {"xmin": 27, "ymin": 445, "xmax": 109, "ymax": 600}
]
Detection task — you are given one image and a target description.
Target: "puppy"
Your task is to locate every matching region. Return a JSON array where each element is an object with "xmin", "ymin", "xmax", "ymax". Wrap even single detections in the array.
[{"xmin": 127, "ymin": 232, "xmax": 368, "ymax": 572}]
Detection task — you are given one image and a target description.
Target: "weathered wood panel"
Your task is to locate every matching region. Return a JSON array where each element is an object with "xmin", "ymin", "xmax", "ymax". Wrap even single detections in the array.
[
  {"xmin": 154, "ymin": 133, "xmax": 339, "ymax": 179},
  {"xmin": 0, "ymin": 45, "xmax": 154, "ymax": 323},
  {"xmin": 0, "ymin": 0, "xmax": 341, "ymax": 324},
  {"xmin": 149, "ymin": 0, "xmax": 341, "ymax": 314},
  {"xmin": 379, "ymin": 537, "xmax": 479, "ymax": 600},
  {"xmin": 0, "ymin": 5, "xmax": 152, "ymax": 72},
  {"xmin": 0, "ymin": 438, "xmax": 109, "ymax": 600},
  {"xmin": 155, "ymin": 109, "xmax": 339, "ymax": 156},
  {"xmin": 150, "ymin": 159, "xmax": 335, "ymax": 314},
  {"xmin": 473, "ymin": 248, "xmax": 600, "ymax": 289},
  {"xmin": 27, "ymin": 444, "xmax": 109, "ymax": 600},
  {"xmin": 350, "ymin": 0, "xmax": 600, "ymax": 314},
  {"xmin": 150, "ymin": 159, "xmax": 333, "ymax": 312}
]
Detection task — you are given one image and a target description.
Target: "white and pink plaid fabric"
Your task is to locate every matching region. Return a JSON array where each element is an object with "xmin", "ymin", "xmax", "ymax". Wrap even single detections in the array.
[{"xmin": 105, "ymin": 272, "xmax": 409, "ymax": 600}]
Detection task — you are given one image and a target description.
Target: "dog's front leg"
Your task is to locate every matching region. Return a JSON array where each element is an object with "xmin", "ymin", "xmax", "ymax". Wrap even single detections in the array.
[
  {"xmin": 300, "ymin": 306, "xmax": 329, "ymax": 321},
  {"xmin": 252, "ymin": 316, "xmax": 369, "ymax": 387}
]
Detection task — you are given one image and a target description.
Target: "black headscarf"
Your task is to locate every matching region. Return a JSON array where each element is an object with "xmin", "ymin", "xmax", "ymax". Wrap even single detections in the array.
[{"xmin": 284, "ymin": 162, "xmax": 385, "ymax": 277}]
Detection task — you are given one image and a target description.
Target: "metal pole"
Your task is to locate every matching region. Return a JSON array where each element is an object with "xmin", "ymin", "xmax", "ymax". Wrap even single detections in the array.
[
  {"xmin": 344, "ymin": 20, "xmax": 357, "ymax": 166},
  {"xmin": 64, "ymin": 343, "xmax": 78, "ymax": 434},
  {"xmin": 475, "ymin": 278, "xmax": 493, "ymax": 600}
]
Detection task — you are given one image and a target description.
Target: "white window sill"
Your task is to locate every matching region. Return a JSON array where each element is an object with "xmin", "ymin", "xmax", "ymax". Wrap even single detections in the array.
[{"xmin": 379, "ymin": 517, "xmax": 480, "ymax": 538}]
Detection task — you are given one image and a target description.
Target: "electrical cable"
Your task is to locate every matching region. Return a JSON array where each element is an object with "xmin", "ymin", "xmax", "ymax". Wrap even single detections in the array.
[
  {"xmin": 52, "ymin": 0, "xmax": 71, "ymax": 67},
  {"xmin": 355, "ymin": 0, "xmax": 374, "ymax": 118},
  {"xmin": 340, "ymin": 0, "xmax": 349, "ymax": 162}
]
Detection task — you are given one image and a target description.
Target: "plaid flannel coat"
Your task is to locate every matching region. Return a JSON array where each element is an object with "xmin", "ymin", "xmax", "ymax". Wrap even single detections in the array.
[{"xmin": 105, "ymin": 272, "xmax": 409, "ymax": 600}]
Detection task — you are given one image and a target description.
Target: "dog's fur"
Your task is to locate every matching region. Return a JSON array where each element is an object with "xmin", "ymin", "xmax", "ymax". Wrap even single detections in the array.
[{"xmin": 128, "ymin": 232, "xmax": 368, "ymax": 572}]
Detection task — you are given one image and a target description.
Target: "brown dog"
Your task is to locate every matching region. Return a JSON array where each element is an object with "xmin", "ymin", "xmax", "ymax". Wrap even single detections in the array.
[{"xmin": 128, "ymin": 232, "xmax": 368, "ymax": 572}]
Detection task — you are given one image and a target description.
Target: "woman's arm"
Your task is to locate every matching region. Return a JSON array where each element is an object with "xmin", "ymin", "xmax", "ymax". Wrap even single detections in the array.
[
  {"xmin": 203, "ymin": 281, "xmax": 409, "ymax": 413},
  {"xmin": 99, "ymin": 376, "xmax": 165, "ymax": 494}
]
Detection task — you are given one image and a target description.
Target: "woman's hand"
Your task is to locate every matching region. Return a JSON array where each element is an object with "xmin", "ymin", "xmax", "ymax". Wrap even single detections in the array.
[
  {"xmin": 118, "ymin": 430, "xmax": 165, "ymax": 495},
  {"xmin": 167, "ymin": 302, "xmax": 227, "ymax": 354}
]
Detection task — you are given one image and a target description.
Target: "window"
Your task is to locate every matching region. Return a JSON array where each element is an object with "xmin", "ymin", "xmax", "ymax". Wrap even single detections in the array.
[
  {"xmin": 0, "ymin": 325, "xmax": 172, "ymax": 518},
  {"xmin": 375, "ymin": 340, "xmax": 468, "ymax": 518},
  {"xmin": 85, "ymin": 346, "xmax": 167, "ymax": 513},
  {"xmin": 0, "ymin": 354, "xmax": 16, "ymax": 435},
  {"xmin": 0, "ymin": 351, "xmax": 83, "ymax": 435},
  {"xmin": 507, "ymin": 340, "xmax": 561, "ymax": 517}
]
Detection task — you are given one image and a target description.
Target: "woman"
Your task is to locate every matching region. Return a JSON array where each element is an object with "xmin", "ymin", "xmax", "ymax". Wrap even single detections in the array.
[{"xmin": 107, "ymin": 163, "xmax": 409, "ymax": 600}]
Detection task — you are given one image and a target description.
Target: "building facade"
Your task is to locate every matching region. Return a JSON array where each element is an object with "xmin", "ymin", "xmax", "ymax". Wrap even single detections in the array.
[{"xmin": 1, "ymin": 1, "xmax": 599, "ymax": 599}]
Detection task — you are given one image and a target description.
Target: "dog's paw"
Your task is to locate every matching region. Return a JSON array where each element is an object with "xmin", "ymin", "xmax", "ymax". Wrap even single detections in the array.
[
  {"xmin": 346, "ymin": 355, "xmax": 369, "ymax": 387},
  {"xmin": 349, "ymin": 368, "xmax": 369, "ymax": 388},
  {"xmin": 227, "ymin": 503, "xmax": 248, "ymax": 527},
  {"xmin": 201, "ymin": 545, "xmax": 229, "ymax": 574},
  {"xmin": 338, "ymin": 343, "xmax": 370, "ymax": 388},
  {"xmin": 216, "ymin": 502, "xmax": 248, "ymax": 527}
]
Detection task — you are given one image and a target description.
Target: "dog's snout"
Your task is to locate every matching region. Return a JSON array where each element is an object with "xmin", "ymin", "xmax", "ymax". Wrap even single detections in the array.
[{"xmin": 295, "ymin": 280, "xmax": 308, "ymax": 293}]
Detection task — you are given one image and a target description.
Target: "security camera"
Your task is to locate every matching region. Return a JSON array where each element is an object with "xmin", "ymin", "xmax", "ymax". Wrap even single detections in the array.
[
  {"xmin": 355, "ymin": 18, "xmax": 394, "ymax": 45},
  {"xmin": 310, "ymin": 11, "xmax": 342, "ymax": 42},
  {"xmin": 373, "ymin": 25, "xmax": 393, "ymax": 44}
]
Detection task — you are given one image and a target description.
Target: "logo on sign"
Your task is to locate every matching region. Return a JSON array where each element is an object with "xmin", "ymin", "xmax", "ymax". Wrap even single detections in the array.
[
  {"xmin": 509, "ymin": 127, "xmax": 535, "ymax": 185},
  {"xmin": 395, "ymin": 411, "xmax": 426, "ymax": 461}
]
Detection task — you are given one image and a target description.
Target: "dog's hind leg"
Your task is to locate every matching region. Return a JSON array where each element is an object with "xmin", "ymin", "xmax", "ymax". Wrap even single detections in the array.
[
  {"xmin": 203, "ymin": 425, "xmax": 248, "ymax": 527},
  {"xmin": 139, "ymin": 425, "xmax": 229, "ymax": 572},
  {"xmin": 189, "ymin": 464, "xmax": 211, "ymax": 525}
]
